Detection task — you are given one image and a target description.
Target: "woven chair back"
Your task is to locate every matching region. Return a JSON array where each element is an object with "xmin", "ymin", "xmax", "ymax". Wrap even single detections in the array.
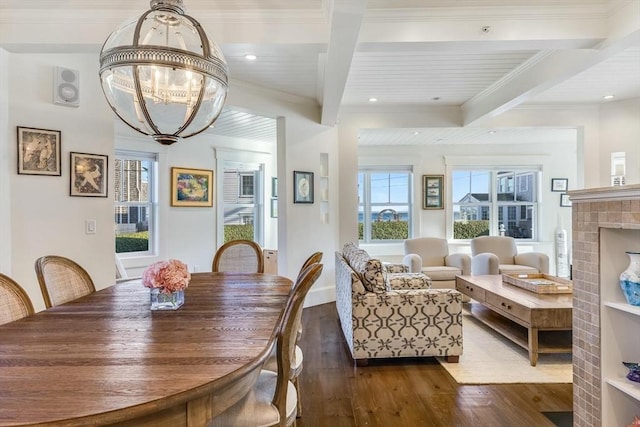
[
  {"xmin": 212, "ymin": 240, "xmax": 264, "ymax": 273},
  {"xmin": 0, "ymin": 273, "xmax": 35, "ymax": 325},
  {"xmin": 35, "ymin": 256, "xmax": 96, "ymax": 308}
]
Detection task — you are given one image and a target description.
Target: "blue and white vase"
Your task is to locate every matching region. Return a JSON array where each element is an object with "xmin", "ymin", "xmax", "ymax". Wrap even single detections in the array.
[{"xmin": 619, "ymin": 252, "xmax": 640, "ymax": 306}]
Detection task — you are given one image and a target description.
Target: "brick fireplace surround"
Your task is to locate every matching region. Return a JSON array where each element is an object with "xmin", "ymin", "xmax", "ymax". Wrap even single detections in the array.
[{"xmin": 569, "ymin": 184, "xmax": 640, "ymax": 426}]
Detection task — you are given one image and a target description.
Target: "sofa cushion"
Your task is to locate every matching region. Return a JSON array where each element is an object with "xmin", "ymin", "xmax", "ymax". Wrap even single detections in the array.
[
  {"xmin": 421, "ymin": 266, "xmax": 462, "ymax": 281},
  {"xmin": 361, "ymin": 259, "xmax": 387, "ymax": 293},
  {"xmin": 351, "ymin": 272, "xmax": 367, "ymax": 295},
  {"xmin": 342, "ymin": 243, "xmax": 387, "ymax": 293},
  {"xmin": 387, "ymin": 273, "xmax": 431, "ymax": 290}
]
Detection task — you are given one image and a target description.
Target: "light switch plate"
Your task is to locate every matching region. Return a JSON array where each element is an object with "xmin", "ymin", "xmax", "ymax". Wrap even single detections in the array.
[{"xmin": 85, "ymin": 219, "xmax": 96, "ymax": 234}]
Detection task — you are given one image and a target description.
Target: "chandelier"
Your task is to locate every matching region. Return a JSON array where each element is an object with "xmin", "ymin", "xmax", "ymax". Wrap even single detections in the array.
[{"xmin": 99, "ymin": 0, "xmax": 228, "ymax": 145}]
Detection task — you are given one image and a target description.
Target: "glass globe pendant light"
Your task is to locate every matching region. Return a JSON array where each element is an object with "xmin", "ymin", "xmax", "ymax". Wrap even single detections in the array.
[{"xmin": 99, "ymin": 0, "xmax": 228, "ymax": 145}]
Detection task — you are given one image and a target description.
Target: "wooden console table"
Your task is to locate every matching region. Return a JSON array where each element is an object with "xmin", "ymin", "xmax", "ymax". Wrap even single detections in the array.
[{"xmin": 456, "ymin": 275, "xmax": 572, "ymax": 366}]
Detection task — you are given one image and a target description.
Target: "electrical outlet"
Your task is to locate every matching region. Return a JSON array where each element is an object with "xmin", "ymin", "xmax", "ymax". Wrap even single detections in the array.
[{"xmin": 193, "ymin": 265, "xmax": 199, "ymax": 273}]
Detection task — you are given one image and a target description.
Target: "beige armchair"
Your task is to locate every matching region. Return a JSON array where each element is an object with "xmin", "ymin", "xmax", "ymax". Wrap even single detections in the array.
[
  {"xmin": 470, "ymin": 236, "xmax": 549, "ymax": 275},
  {"xmin": 402, "ymin": 237, "xmax": 471, "ymax": 290}
]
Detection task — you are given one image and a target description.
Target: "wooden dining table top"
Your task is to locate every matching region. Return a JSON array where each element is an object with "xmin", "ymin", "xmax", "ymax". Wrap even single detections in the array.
[{"xmin": 0, "ymin": 272, "xmax": 292, "ymax": 427}]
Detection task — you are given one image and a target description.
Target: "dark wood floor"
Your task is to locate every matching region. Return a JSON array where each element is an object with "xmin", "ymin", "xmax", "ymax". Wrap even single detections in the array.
[{"xmin": 297, "ymin": 303, "xmax": 572, "ymax": 427}]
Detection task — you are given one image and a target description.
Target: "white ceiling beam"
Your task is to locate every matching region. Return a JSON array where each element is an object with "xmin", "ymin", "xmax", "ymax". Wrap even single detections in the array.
[
  {"xmin": 461, "ymin": 0, "xmax": 640, "ymax": 125},
  {"xmin": 462, "ymin": 27, "xmax": 640, "ymax": 126},
  {"xmin": 320, "ymin": 0, "xmax": 367, "ymax": 127}
]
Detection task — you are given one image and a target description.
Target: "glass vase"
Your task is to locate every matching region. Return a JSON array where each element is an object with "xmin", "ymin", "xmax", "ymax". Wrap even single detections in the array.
[
  {"xmin": 150, "ymin": 288, "xmax": 184, "ymax": 310},
  {"xmin": 619, "ymin": 251, "xmax": 640, "ymax": 306}
]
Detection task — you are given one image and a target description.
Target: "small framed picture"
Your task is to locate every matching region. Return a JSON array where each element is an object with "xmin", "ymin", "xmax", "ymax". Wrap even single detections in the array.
[
  {"xmin": 551, "ymin": 178, "xmax": 568, "ymax": 192},
  {"xmin": 70, "ymin": 152, "xmax": 108, "ymax": 197},
  {"xmin": 270, "ymin": 198, "xmax": 278, "ymax": 218},
  {"xmin": 171, "ymin": 167, "xmax": 214, "ymax": 207},
  {"xmin": 272, "ymin": 177, "xmax": 278, "ymax": 198},
  {"xmin": 293, "ymin": 171, "xmax": 314, "ymax": 204},
  {"xmin": 423, "ymin": 175, "xmax": 444, "ymax": 210},
  {"xmin": 560, "ymin": 193, "xmax": 572, "ymax": 207},
  {"xmin": 17, "ymin": 126, "xmax": 61, "ymax": 176}
]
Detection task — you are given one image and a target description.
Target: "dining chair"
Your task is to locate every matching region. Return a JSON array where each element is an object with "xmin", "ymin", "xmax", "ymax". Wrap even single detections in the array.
[
  {"xmin": 264, "ymin": 251, "xmax": 323, "ymax": 418},
  {"xmin": 34, "ymin": 255, "xmax": 96, "ymax": 308},
  {"xmin": 212, "ymin": 239, "xmax": 264, "ymax": 273},
  {"xmin": 210, "ymin": 263, "xmax": 323, "ymax": 427},
  {"xmin": 297, "ymin": 251, "xmax": 323, "ymax": 281},
  {"xmin": 0, "ymin": 273, "xmax": 35, "ymax": 325}
]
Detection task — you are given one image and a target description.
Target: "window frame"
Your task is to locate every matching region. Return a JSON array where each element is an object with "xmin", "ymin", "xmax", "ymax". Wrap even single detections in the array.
[
  {"xmin": 358, "ymin": 166, "xmax": 413, "ymax": 244},
  {"xmin": 451, "ymin": 167, "xmax": 540, "ymax": 241},
  {"xmin": 114, "ymin": 150, "xmax": 158, "ymax": 257}
]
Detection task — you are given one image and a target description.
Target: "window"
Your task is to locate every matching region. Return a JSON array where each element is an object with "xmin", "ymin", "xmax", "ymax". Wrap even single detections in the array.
[
  {"xmin": 239, "ymin": 173, "xmax": 255, "ymax": 197},
  {"xmin": 114, "ymin": 151, "xmax": 157, "ymax": 254},
  {"xmin": 452, "ymin": 169, "xmax": 539, "ymax": 240},
  {"xmin": 223, "ymin": 164, "xmax": 263, "ymax": 244},
  {"xmin": 358, "ymin": 168, "xmax": 412, "ymax": 242}
]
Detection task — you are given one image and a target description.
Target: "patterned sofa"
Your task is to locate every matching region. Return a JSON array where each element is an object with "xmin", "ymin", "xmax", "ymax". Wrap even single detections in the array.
[{"xmin": 335, "ymin": 243, "xmax": 463, "ymax": 365}]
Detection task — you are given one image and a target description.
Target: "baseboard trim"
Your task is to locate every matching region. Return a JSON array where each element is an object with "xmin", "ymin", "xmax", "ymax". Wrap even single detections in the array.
[{"xmin": 304, "ymin": 285, "xmax": 335, "ymax": 308}]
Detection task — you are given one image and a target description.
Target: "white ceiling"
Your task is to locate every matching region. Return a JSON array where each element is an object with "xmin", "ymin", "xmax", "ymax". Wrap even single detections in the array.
[{"xmin": 1, "ymin": 0, "xmax": 639, "ymax": 146}]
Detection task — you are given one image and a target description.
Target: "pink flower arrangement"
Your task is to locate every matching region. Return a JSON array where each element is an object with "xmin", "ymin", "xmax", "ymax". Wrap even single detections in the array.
[{"xmin": 142, "ymin": 259, "xmax": 191, "ymax": 294}]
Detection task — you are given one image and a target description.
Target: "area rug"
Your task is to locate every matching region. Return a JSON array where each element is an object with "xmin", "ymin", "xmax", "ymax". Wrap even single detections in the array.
[{"xmin": 436, "ymin": 312, "xmax": 573, "ymax": 384}]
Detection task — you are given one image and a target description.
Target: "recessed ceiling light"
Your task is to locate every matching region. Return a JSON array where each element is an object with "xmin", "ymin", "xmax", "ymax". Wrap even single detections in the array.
[
  {"xmin": 369, "ymin": 97, "xmax": 378, "ymax": 102},
  {"xmin": 432, "ymin": 97, "xmax": 440, "ymax": 101},
  {"xmin": 244, "ymin": 54, "xmax": 257, "ymax": 61},
  {"xmin": 436, "ymin": 138, "xmax": 445, "ymax": 143},
  {"xmin": 488, "ymin": 130, "xmax": 497, "ymax": 134},
  {"xmin": 413, "ymin": 131, "xmax": 421, "ymax": 136},
  {"xmin": 603, "ymin": 94, "xmax": 615, "ymax": 100}
]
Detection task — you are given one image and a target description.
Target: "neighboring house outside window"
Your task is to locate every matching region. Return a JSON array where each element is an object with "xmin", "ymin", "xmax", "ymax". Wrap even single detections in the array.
[
  {"xmin": 452, "ymin": 169, "xmax": 539, "ymax": 240},
  {"xmin": 358, "ymin": 168, "xmax": 412, "ymax": 243},
  {"xmin": 114, "ymin": 151, "xmax": 156, "ymax": 254}
]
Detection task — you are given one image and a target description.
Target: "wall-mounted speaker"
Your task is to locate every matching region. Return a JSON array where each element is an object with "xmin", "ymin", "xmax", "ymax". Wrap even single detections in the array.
[{"xmin": 53, "ymin": 66, "xmax": 80, "ymax": 107}]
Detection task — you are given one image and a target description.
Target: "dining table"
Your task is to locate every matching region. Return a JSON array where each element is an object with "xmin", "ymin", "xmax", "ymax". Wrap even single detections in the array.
[{"xmin": 0, "ymin": 272, "xmax": 293, "ymax": 427}]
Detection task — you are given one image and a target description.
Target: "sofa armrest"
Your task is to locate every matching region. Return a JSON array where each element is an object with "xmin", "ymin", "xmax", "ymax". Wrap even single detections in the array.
[
  {"xmin": 383, "ymin": 262, "xmax": 409, "ymax": 273},
  {"xmin": 387, "ymin": 272, "xmax": 431, "ymax": 290},
  {"xmin": 401, "ymin": 254, "xmax": 422, "ymax": 273},
  {"xmin": 445, "ymin": 253, "xmax": 471, "ymax": 275},
  {"xmin": 471, "ymin": 252, "xmax": 500, "ymax": 275},
  {"xmin": 514, "ymin": 252, "xmax": 550, "ymax": 274}
]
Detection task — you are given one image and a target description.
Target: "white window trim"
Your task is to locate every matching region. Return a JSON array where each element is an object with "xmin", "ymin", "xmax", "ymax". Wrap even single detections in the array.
[
  {"xmin": 445, "ymin": 155, "xmax": 545, "ymax": 242},
  {"xmin": 114, "ymin": 138, "xmax": 169, "ymax": 272},
  {"xmin": 358, "ymin": 166, "xmax": 413, "ymax": 244}
]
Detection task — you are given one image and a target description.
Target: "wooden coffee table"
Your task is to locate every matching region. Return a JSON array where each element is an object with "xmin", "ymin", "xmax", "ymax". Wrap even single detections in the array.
[{"xmin": 456, "ymin": 275, "xmax": 572, "ymax": 366}]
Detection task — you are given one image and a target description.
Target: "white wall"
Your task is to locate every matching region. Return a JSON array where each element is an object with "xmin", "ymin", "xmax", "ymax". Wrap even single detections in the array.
[
  {"xmin": 8, "ymin": 53, "xmax": 115, "ymax": 311},
  {"xmin": 0, "ymin": 49, "xmax": 11, "ymax": 273},
  {"xmin": 600, "ymin": 98, "xmax": 640, "ymax": 185}
]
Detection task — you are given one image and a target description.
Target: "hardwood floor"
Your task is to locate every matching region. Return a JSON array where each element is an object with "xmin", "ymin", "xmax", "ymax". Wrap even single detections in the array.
[{"xmin": 297, "ymin": 303, "xmax": 572, "ymax": 427}]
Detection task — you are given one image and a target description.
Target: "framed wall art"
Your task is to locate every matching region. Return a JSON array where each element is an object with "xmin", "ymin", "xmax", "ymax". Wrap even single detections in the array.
[
  {"xmin": 17, "ymin": 126, "xmax": 61, "ymax": 176},
  {"xmin": 270, "ymin": 198, "xmax": 278, "ymax": 218},
  {"xmin": 560, "ymin": 193, "xmax": 572, "ymax": 207},
  {"xmin": 293, "ymin": 171, "xmax": 314, "ymax": 204},
  {"xmin": 423, "ymin": 175, "xmax": 444, "ymax": 210},
  {"xmin": 70, "ymin": 152, "xmax": 108, "ymax": 197},
  {"xmin": 272, "ymin": 177, "xmax": 278, "ymax": 198},
  {"xmin": 171, "ymin": 167, "xmax": 213, "ymax": 207},
  {"xmin": 551, "ymin": 178, "xmax": 568, "ymax": 192}
]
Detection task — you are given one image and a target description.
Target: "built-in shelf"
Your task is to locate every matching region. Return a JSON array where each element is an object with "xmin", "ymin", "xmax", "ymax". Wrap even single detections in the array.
[
  {"xmin": 604, "ymin": 301, "xmax": 640, "ymax": 317},
  {"xmin": 607, "ymin": 378, "xmax": 640, "ymax": 402}
]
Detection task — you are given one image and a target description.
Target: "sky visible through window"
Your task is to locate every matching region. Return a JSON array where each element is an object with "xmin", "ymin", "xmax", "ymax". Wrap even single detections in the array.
[{"xmin": 452, "ymin": 171, "xmax": 490, "ymax": 202}]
